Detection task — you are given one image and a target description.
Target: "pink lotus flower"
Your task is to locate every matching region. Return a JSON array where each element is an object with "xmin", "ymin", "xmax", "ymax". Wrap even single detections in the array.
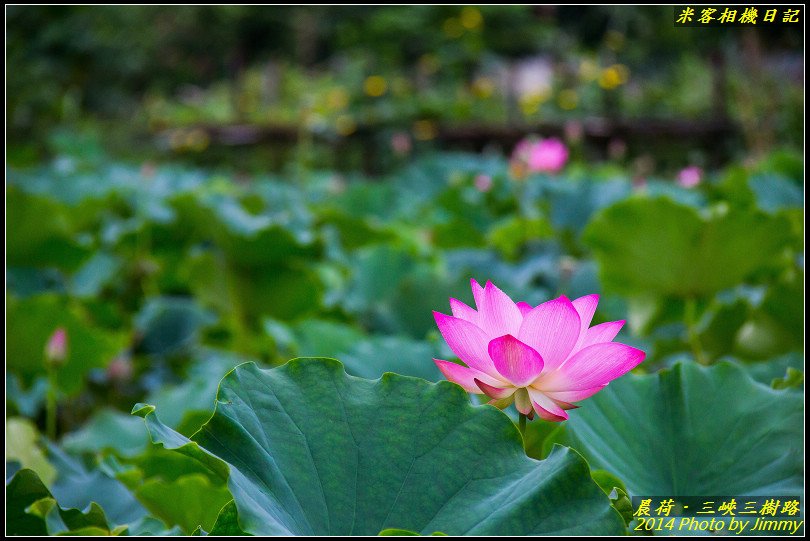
[
  {"xmin": 677, "ymin": 166, "xmax": 702, "ymax": 188},
  {"xmin": 433, "ymin": 280, "xmax": 645, "ymax": 421},
  {"xmin": 512, "ymin": 137, "xmax": 569, "ymax": 174}
]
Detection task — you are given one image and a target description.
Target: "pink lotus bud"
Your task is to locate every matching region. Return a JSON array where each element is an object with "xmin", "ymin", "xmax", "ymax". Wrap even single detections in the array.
[
  {"xmin": 564, "ymin": 120, "xmax": 584, "ymax": 144},
  {"xmin": 677, "ymin": 166, "xmax": 702, "ymax": 188},
  {"xmin": 107, "ymin": 354, "xmax": 133, "ymax": 382},
  {"xmin": 391, "ymin": 132, "xmax": 412, "ymax": 156},
  {"xmin": 474, "ymin": 174, "xmax": 493, "ymax": 192},
  {"xmin": 432, "ymin": 280, "xmax": 645, "ymax": 422},
  {"xmin": 45, "ymin": 328, "xmax": 68, "ymax": 365},
  {"xmin": 632, "ymin": 177, "xmax": 648, "ymax": 191}
]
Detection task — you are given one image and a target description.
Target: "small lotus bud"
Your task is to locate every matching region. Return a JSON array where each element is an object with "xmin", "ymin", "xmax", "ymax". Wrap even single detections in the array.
[
  {"xmin": 677, "ymin": 166, "xmax": 702, "ymax": 188},
  {"xmin": 474, "ymin": 174, "xmax": 493, "ymax": 192},
  {"xmin": 45, "ymin": 327, "xmax": 68, "ymax": 366},
  {"xmin": 107, "ymin": 354, "xmax": 134, "ymax": 382}
]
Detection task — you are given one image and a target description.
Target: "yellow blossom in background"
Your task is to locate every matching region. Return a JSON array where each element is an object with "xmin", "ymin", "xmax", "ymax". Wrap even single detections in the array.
[
  {"xmin": 579, "ymin": 59, "xmax": 599, "ymax": 82},
  {"xmin": 599, "ymin": 67, "xmax": 621, "ymax": 90},
  {"xmin": 363, "ymin": 75, "xmax": 387, "ymax": 97},
  {"xmin": 599, "ymin": 64, "xmax": 630, "ymax": 90},
  {"xmin": 471, "ymin": 77, "xmax": 495, "ymax": 99},
  {"xmin": 460, "ymin": 7, "xmax": 483, "ymax": 30},
  {"xmin": 520, "ymin": 91, "xmax": 549, "ymax": 116}
]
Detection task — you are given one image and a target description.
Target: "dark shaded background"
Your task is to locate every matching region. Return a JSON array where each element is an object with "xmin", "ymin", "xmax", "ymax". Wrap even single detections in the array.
[{"xmin": 7, "ymin": 6, "xmax": 804, "ymax": 172}]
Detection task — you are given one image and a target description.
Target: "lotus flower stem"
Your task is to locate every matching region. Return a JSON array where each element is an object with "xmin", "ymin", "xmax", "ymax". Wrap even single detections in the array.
[
  {"xmin": 684, "ymin": 297, "xmax": 708, "ymax": 365},
  {"xmin": 518, "ymin": 412, "xmax": 527, "ymax": 439},
  {"xmin": 46, "ymin": 364, "xmax": 57, "ymax": 441},
  {"xmin": 44, "ymin": 328, "xmax": 66, "ymax": 441}
]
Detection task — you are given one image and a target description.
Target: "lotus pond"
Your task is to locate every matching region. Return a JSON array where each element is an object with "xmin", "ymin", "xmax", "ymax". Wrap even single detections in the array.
[{"xmin": 6, "ymin": 144, "xmax": 804, "ymax": 535}]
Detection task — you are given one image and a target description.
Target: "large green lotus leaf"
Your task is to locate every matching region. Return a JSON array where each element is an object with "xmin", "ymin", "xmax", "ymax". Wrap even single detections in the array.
[
  {"xmin": 432, "ymin": 214, "xmax": 485, "ymax": 249},
  {"xmin": 124, "ymin": 445, "xmax": 227, "ymax": 488},
  {"xmin": 6, "ymin": 294, "xmax": 128, "ymax": 394},
  {"xmin": 265, "ymin": 321, "xmax": 441, "ymax": 381},
  {"xmin": 7, "ymin": 186, "xmax": 90, "ymax": 270},
  {"xmin": 126, "ymin": 516, "xmax": 186, "ymax": 537},
  {"xmin": 742, "ymin": 352, "xmax": 803, "ymax": 389},
  {"xmin": 231, "ymin": 266, "xmax": 323, "ymax": 322},
  {"xmin": 134, "ymin": 297, "xmax": 217, "ymax": 357},
  {"xmin": 388, "ymin": 266, "xmax": 459, "ymax": 338},
  {"xmin": 323, "ymin": 182, "xmax": 402, "ymax": 222},
  {"xmin": 290, "ymin": 319, "xmax": 366, "ymax": 358},
  {"xmin": 486, "ymin": 215, "xmax": 553, "ymax": 259},
  {"xmin": 207, "ymin": 193, "xmax": 318, "ymax": 266},
  {"xmin": 741, "ymin": 269, "xmax": 804, "ymax": 357},
  {"xmin": 208, "ymin": 500, "xmax": 249, "ymax": 535},
  {"xmin": 124, "ymin": 516, "xmax": 185, "ymax": 536},
  {"xmin": 47, "ymin": 443, "xmax": 148, "ymax": 526},
  {"xmin": 6, "ymin": 468, "xmax": 51, "ymax": 535},
  {"xmin": 6, "ymin": 418, "xmax": 57, "ymax": 485},
  {"xmin": 135, "ymin": 359, "xmax": 625, "ymax": 535},
  {"xmin": 544, "ymin": 178, "xmax": 632, "ymax": 235},
  {"xmin": 748, "ymin": 174, "xmax": 803, "ymax": 213},
  {"xmin": 181, "ymin": 248, "xmax": 233, "ymax": 315},
  {"xmin": 342, "ymin": 244, "xmax": 416, "ymax": 314},
  {"xmin": 61, "ymin": 409, "xmax": 150, "ymax": 458},
  {"xmin": 582, "ymin": 197, "xmax": 794, "ymax": 297},
  {"xmin": 427, "ymin": 184, "xmax": 498, "ymax": 248},
  {"xmin": 214, "ymin": 220, "xmax": 318, "ymax": 268},
  {"xmin": 6, "ymin": 267, "xmax": 65, "ymax": 297},
  {"xmin": 394, "ymin": 153, "xmax": 506, "ymax": 206},
  {"xmin": 167, "ymin": 190, "xmax": 318, "ymax": 266},
  {"xmin": 339, "ymin": 336, "xmax": 442, "ymax": 381},
  {"xmin": 565, "ymin": 361, "xmax": 803, "ymax": 497},
  {"xmin": 342, "ymin": 245, "xmax": 452, "ymax": 337},
  {"xmin": 146, "ymin": 350, "xmax": 251, "ymax": 429},
  {"xmin": 26, "ymin": 498, "xmax": 117, "ymax": 536},
  {"xmin": 317, "ymin": 208, "xmax": 397, "ymax": 249},
  {"xmin": 135, "ymin": 473, "xmax": 232, "ymax": 534},
  {"xmin": 698, "ymin": 297, "xmax": 750, "ymax": 362},
  {"xmin": 6, "ymin": 374, "xmax": 49, "ymax": 418},
  {"xmin": 6, "ymin": 468, "xmax": 119, "ymax": 536},
  {"xmin": 641, "ymin": 180, "xmax": 707, "ymax": 209},
  {"xmin": 69, "ymin": 251, "xmax": 123, "ymax": 298},
  {"xmin": 184, "ymin": 243, "xmax": 323, "ymax": 323}
]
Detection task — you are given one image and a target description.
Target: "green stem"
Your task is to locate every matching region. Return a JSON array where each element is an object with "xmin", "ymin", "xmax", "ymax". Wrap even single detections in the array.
[
  {"xmin": 519, "ymin": 179, "xmax": 534, "ymax": 219},
  {"xmin": 224, "ymin": 259, "xmax": 252, "ymax": 355},
  {"xmin": 46, "ymin": 363, "xmax": 58, "ymax": 441},
  {"xmin": 684, "ymin": 297, "xmax": 708, "ymax": 365},
  {"xmin": 518, "ymin": 412, "xmax": 527, "ymax": 439}
]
